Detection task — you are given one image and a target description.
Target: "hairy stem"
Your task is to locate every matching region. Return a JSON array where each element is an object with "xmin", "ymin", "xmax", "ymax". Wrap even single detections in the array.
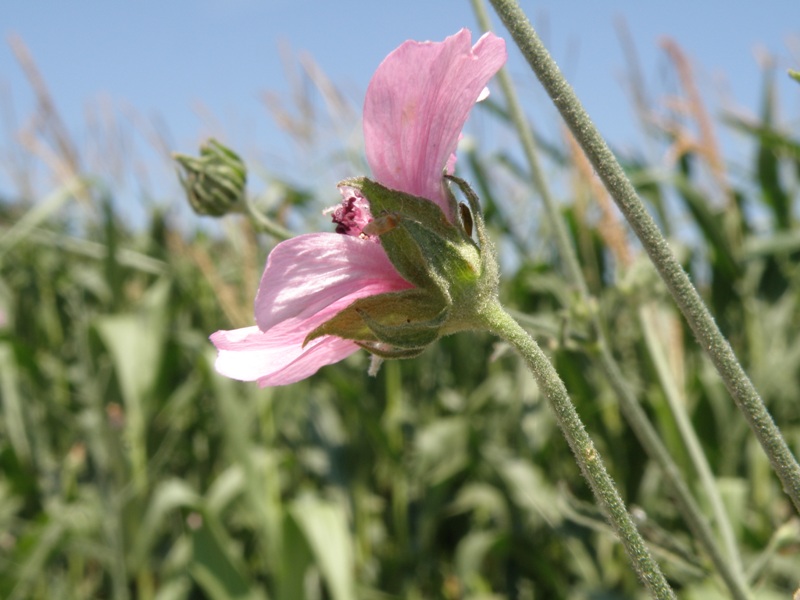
[
  {"xmin": 480, "ymin": 303, "xmax": 675, "ymax": 600},
  {"xmin": 488, "ymin": 0, "xmax": 800, "ymax": 514}
]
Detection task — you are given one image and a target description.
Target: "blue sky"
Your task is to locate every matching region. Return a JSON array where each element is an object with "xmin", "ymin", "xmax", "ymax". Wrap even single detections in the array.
[{"xmin": 1, "ymin": 1, "xmax": 798, "ymax": 209}]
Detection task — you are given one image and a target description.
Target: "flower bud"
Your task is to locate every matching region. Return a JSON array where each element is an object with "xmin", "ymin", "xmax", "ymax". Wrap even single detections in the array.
[{"xmin": 173, "ymin": 139, "xmax": 246, "ymax": 217}]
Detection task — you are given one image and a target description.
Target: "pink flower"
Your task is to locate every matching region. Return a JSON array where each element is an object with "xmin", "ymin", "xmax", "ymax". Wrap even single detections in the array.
[{"xmin": 211, "ymin": 29, "xmax": 507, "ymax": 386}]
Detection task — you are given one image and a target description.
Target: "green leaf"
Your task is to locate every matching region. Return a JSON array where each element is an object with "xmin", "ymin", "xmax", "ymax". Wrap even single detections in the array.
[
  {"xmin": 288, "ymin": 495, "xmax": 356, "ymax": 600},
  {"xmin": 94, "ymin": 278, "xmax": 171, "ymax": 493},
  {"xmin": 131, "ymin": 479, "xmax": 200, "ymax": 570},
  {"xmin": 277, "ymin": 511, "xmax": 314, "ymax": 600},
  {"xmin": 755, "ymin": 71, "xmax": 791, "ymax": 230},
  {"xmin": 0, "ymin": 177, "xmax": 88, "ymax": 260},
  {"xmin": 189, "ymin": 511, "xmax": 263, "ymax": 600},
  {"xmin": 495, "ymin": 458, "xmax": 561, "ymax": 527},
  {"xmin": 455, "ymin": 530, "xmax": 503, "ymax": 590},
  {"xmin": 415, "ymin": 416, "xmax": 470, "ymax": 484},
  {"xmin": 0, "ymin": 343, "xmax": 31, "ymax": 465}
]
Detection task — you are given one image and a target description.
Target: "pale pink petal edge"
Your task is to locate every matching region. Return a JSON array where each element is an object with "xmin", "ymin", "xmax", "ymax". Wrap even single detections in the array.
[{"xmin": 211, "ymin": 326, "xmax": 360, "ymax": 387}]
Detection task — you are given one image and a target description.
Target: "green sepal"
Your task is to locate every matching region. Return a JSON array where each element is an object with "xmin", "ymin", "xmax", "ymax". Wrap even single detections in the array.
[
  {"xmin": 339, "ymin": 177, "xmax": 483, "ymax": 300},
  {"xmin": 399, "ymin": 218, "xmax": 481, "ymax": 287},
  {"xmin": 309, "ymin": 175, "xmax": 502, "ymax": 364},
  {"xmin": 355, "ymin": 342, "xmax": 427, "ymax": 360},
  {"xmin": 304, "ymin": 288, "xmax": 448, "ymax": 347},
  {"xmin": 445, "ymin": 175, "xmax": 499, "ymax": 294},
  {"xmin": 356, "ymin": 302, "xmax": 449, "ymax": 349},
  {"xmin": 373, "ymin": 222, "xmax": 449, "ymax": 294},
  {"xmin": 344, "ymin": 177, "xmax": 461, "ymax": 243}
]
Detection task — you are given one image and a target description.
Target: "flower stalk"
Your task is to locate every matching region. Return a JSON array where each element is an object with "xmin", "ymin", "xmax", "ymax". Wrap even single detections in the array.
[
  {"xmin": 478, "ymin": 303, "xmax": 676, "ymax": 600},
  {"xmin": 488, "ymin": 0, "xmax": 800, "ymax": 516},
  {"xmin": 454, "ymin": 179, "xmax": 673, "ymax": 597}
]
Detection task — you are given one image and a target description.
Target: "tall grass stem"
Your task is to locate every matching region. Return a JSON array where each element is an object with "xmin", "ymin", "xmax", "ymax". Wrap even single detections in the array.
[
  {"xmin": 594, "ymin": 336, "xmax": 751, "ymax": 599},
  {"xmin": 638, "ymin": 306, "xmax": 743, "ymax": 573}
]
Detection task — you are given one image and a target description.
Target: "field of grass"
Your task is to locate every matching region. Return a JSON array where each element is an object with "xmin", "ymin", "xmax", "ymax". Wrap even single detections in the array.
[{"xmin": 1, "ymin": 17, "xmax": 799, "ymax": 600}]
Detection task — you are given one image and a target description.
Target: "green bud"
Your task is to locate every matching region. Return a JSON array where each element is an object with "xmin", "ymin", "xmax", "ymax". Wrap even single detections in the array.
[{"xmin": 173, "ymin": 139, "xmax": 246, "ymax": 217}]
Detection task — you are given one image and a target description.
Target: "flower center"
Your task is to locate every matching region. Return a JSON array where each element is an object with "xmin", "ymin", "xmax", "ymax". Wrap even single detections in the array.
[{"xmin": 329, "ymin": 187, "xmax": 375, "ymax": 239}]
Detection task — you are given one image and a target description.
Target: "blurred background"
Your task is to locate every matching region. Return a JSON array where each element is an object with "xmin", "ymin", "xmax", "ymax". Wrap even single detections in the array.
[{"xmin": 1, "ymin": 1, "xmax": 799, "ymax": 598}]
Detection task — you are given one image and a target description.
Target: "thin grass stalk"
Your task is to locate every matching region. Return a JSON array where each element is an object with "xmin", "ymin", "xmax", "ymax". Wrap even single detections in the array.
[
  {"xmin": 487, "ymin": 0, "xmax": 800, "ymax": 515},
  {"xmin": 594, "ymin": 337, "xmax": 751, "ymax": 599},
  {"xmin": 241, "ymin": 194, "xmax": 293, "ymax": 240},
  {"xmin": 639, "ymin": 305, "xmax": 743, "ymax": 572}
]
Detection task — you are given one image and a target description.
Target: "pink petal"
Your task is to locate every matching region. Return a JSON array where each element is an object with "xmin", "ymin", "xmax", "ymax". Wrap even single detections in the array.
[
  {"xmin": 213, "ymin": 235, "xmax": 412, "ymax": 386},
  {"xmin": 211, "ymin": 326, "xmax": 360, "ymax": 386},
  {"xmin": 254, "ymin": 232, "xmax": 412, "ymax": 332},
  {"xmin": 364, "ymin": 29, "xmax": 506, "ymax": 219}
]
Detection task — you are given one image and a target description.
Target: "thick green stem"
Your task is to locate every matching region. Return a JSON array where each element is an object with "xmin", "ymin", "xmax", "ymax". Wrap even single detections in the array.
[
  {"xmin": 488, "ymin": 0, "xmax": 800, "ymax": 514},
  {"xmin": 479, "ymin": 303, "xmax": 675, "ymax": 600}
]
